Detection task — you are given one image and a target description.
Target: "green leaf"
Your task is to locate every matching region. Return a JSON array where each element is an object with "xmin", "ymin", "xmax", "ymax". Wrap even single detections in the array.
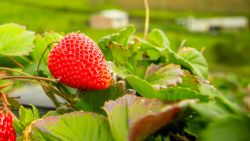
[
  {"xmin": 190, "ymin": 103, "xmax": 230, "ymax": 120},
  {"xmin": 13, "ymin": 105, "xmax": 40, "ymax": 135},
  {"xmin": 126, "ymin": 75, "xmax": 160, "ymax": 98},
  {"xmin": 0, "ymin": 55, "xmax": 15, "ymax": 67},
  {"xmin": 159, "ymin": 87, "xmax": 209, "ymax": 101},
  {"xmin": 44, "ymin": 32, "xmax": 62, "ymax": 44},
  {"xmin": 145, "ymin": 29, "xmax": 208, "ymax": 78},
  {"xmin": 98, "ymin": 26, "xmax": 138, "ymax": 70},
  {"xmin": 199, "ymin": 83, "xmax": 240, "ymax": 113},
  {"xmin": 126, "ymin": 75, "xmax": 207, "ymax": 101},
  {"xmin": 103, "ymin": 96, "xmax": 129, "ymax": 141},
  {"xmin": 185, "ymin": 102, "xmax": 242, "ymax": 137},
  {"xmin": 199, "ymin": 83, "xmax": 219, "ymax": 98},
  {"xmin": 104, "ymin": 94, "xmax": 190, "ymax": 141},
  {"xmin": 98, "ymin": 25, "xmax": 135, "ymax": 60},
  {"xmin": 0, "ymin": 23, "xmax": 35, "ymax": 56},
  {"xmin": 32, "ymin": 32, "xmax": 62, "ymax": 64},
  {"xmin": 98, "ymin": 25, "xmax": 135, "ymax": 48},
  {"xmin": 31, "ymin": 112, "xmax": 114, "ymax": 141},
  {"xmin": 147, "ymin": 29, "xmax": 170, "ymax": 48},
  {"xmin": 30, "ymin": 131, "xmax": 59, "ymax": 141},
  {"xmin": 32, "ymin": 35, "xmax": 47, "ymax": 63},
  {"xmin": 146, "ymin": 135, "xmax": 170, "ymax": 141},
  {"xmin": 140, "ymin": 41, "xmax": 163, "ymax": 60},
  {"xmin": 146, "ymin": 49, "xmax": 161, "ymax": 60},
  {"xmin": 7, "ymin": 96, "xmax": 21, "ymax": 109},
  {"xmin": 0, "ymin": 55, "xmax": 31, "ymax": 67},
  {"xmin": 177, "ymin": 47, "xmax": 208, "ymax": 78},
  {"xmin": 109, "ymin": 43, "xmax": 130, "ymax": 65},
  {"xmin": 201, "ymin": 114, "xmax": 250, "ymax": 141},
  {"xmin": 97, "ymin": 26, "xmax": 144, "ymax": 76},
  {"xmin": 23, "ymin": 63, "xmax": 51, "ymax": 77},
  {"xmin": 31, "ymin": 105, "xmax": 40, "ymax": 119},
  {"xmin": 184, "ymin": 113, "xmax": 207, "ymax": 137},
  {"xmin": 73, "ymin": 82, "xmax": 126, "ymax": 114},
  {"xmin": 19, "ymin": 105, "xmax": 39, "ymax": 126},
  {"xmin": 162, "ymin": 47, "xmax": 208, "ymax": 78},
  {"xmin": 145, "ymin": 64, "xmax": 184, "ymax": 89},
  {"xmin": 178, "ymin": 70, "xmax": 200, "ymax": 91}
]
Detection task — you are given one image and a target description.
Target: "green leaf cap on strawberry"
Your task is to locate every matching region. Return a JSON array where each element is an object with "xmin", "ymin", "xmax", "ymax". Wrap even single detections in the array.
[{"xmin": 48, "ymin": 33, "xmax": 112, "ymax": 90}]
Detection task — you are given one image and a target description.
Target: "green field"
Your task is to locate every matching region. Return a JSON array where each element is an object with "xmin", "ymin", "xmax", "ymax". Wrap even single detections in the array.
[{"xmin": 0, "ymin": 0, "xmax": 250, "ymax": 77}]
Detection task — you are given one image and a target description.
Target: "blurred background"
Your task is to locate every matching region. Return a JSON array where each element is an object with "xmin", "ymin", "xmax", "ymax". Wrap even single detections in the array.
[{"xmin": 0, "ymin": 0, "xmax": 250, "ymax": 110}]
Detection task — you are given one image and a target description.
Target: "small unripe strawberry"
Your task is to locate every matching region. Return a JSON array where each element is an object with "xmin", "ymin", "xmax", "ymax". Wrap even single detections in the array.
[
  {"xmin": 48, "ymin": 33, "xmax": 112, "ymax": 90},
  {"xmin": 0, "ymin": 110, "xmax": 16, "ymax": 141}
]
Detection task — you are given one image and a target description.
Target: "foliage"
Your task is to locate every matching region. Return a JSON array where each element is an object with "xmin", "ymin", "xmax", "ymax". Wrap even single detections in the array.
[
  {"xmin": 0, "ymin": 23, "xmax": 35, "ymax": 56},
  {"xmin": 0, "ymin": 23, "xmax": 249, "ymax": 141}
]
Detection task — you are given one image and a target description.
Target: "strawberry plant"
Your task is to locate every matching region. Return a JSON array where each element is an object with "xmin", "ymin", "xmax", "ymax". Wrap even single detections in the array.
[{"xmin": 0, "ymin": 22, "xmax": 250, "ymax": 141}]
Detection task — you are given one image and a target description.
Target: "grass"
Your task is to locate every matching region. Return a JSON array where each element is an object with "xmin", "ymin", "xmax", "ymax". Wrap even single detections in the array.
[
  {"xmin": 0, "ymin": 1, "xmax": 90, "ymax": 33},
  {"xmin": 11, "ymin": 0, "xmax": 90, "ymax": 10}
]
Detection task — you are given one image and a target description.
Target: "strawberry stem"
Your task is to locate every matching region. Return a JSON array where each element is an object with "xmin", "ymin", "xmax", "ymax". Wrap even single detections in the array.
[
  {"xmin": 144, "ymin": 0, "xmax": 150, "ymax": 39},
  {"xmin": 0, "ymin": 67, "xmax": 75, "ymax": 106},
  {"xmin": 0, "ymin": 83, "xmax": 18, "ymax": 119},
  {"xmin": 0, "ymin": 68, "xmax": 72, "ymax": 103},
  {"xmin": 0, "ymin": 75, "xmax": 57, "ymax": 83},
  {"xmin": 0, "ymin": 83, "xmax": 12, "ymax": 111},
  {"xmin": 0, "ymin": 82, "xmax": 13, "ymax": 90},
  {"xmin": 0, "ymin": 82, "xmax": 18, "ymax": 120},
  {"xmin": 179, "ymin": 40, "xmax": 187, "ymax": 49},
  {"xmin": 0, "ymin": 92, "xmax": 17, "ymax": 119},
  {"xmin": 0, "ymin": 67, "xmax": 32, "ymax": 76},
  {"xmin": 36, "ymin": 42, "xmax": 57, "ymax": 76},
  {"xmin": 41, "ymin": 85, "xmax": 61, "ymax": 107},
  {"xmin": 2, "ymin": 78, "xmax": 73, "ymax": 104},
  {"xmin": 0, "ymin": 92, "xmax": 9, "ymax": 109}
]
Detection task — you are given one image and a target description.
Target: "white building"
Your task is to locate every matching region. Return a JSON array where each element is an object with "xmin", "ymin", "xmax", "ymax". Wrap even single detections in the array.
[
  {"xmin": 90, "ymin": 10, "xmax": 129, "ymax": 29},
  {"xmin": 184, "ymin": 16, "xmax": 248, "ymax": 32}
]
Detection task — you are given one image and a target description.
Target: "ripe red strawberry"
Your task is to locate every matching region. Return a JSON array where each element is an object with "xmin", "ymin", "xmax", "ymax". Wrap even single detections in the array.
[
  {"xmin": 0, "ymin": 110, "xmax": 16, "ymax": 141},
  {"xmin": 48, "ymin": 33, "xmax": 112, "ymax": 90}
]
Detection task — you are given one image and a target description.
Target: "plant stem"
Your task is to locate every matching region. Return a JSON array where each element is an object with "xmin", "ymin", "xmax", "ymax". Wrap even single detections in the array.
[
  {"xmin": 6, "ymin": 56, "xmax": 24, "ymax": 68},
  {"xmin": 36, "ymin": 42, "xmax": 57, "ymax": 75},
  {"xmin": 39, "ymin": 83, "xmax": 73, "ymax": 104},
  {"xmin": 41, "ymin": 85, "xmax": 61, "ymax": 107},
  {"xmin": 0, "ymin": 67, "xmax": 32, "ymax": 76},
  {"xmin": 0, "ymin": 82, "xmax": 13, "ymax": 90},
  {"xmin": 5, "ymin": 78, "xmax": 72, "ymax": 104},
  {"xmin": 0, "ymin": 92, "xmax": 17, "ymax": 119},
  {"xmin": 0, "ymin": 82, "xmax": 18, "ymax": 119},
  {"xmin": 34, "ymin": 40, "xmax": 70, "ymax": 107},
  {"xmin": 144, "ymin": 0, "xmax": 150, "ymax": 39},
  {"xmin": 0, "ymin": 92, "xmax": 9, "ymax": 110},
  {"xmin": 0, "ymin": 68, "xmax": 71, "ymax": 104},
  {"xmin": 0, "ymin": 75, "xmax": 57, "ymax": 83},
  {"xmin": 179, "ymin": 39, "xmax": 187, "ymax": 49}
]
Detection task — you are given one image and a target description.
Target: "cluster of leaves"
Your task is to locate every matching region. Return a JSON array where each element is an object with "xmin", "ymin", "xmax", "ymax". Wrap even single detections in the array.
[{"xmin": 0, "ymin": 23, "xmax": 250, "ymax": 141}]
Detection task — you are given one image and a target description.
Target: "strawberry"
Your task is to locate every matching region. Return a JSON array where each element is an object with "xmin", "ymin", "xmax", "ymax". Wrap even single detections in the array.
[
  {"xmin": 0, "ymin": 110, "xmax": 16, "ymax": 141},
  {"xmin": 48, "ymin": 33, "xmax": 112, "ymax": 90}
]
